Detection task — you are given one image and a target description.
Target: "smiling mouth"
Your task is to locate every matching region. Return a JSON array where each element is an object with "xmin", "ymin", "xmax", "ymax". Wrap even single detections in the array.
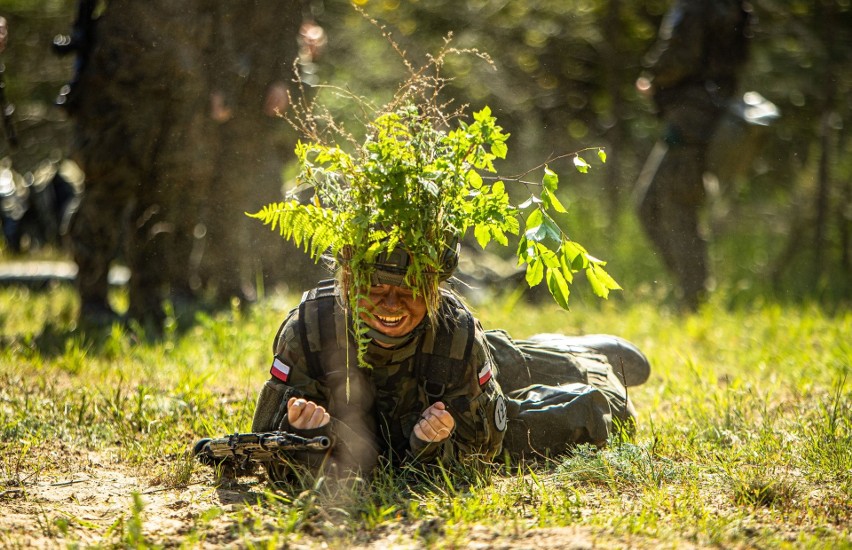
[{"xmin": 376, "ymin": 314, "xmax": 405, "ymax": 327}]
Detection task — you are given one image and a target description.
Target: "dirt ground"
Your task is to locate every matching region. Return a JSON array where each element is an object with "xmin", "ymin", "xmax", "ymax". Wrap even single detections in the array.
[
  {"xmin": 0, "ymin": 450, "xmax": 640, "ymax": 549},
  {"xmin": 1, "ymin": 452, "xmax": 212, "ymax": 548}
]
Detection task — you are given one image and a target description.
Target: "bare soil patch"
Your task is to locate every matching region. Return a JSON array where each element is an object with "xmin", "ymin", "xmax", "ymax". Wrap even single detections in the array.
[{"xmin": 0, "ymin": 449, "xmax": 638, "ymax": 549}]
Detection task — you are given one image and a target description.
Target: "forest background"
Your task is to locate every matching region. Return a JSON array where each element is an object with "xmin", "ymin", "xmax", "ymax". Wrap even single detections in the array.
[
  {"xmin": 0, "ymin": 1, "xmax": 850, "ymax": 548},
  {"xmin": 0, "ymin": 0, "xmax": 849, "ymax": 307}
]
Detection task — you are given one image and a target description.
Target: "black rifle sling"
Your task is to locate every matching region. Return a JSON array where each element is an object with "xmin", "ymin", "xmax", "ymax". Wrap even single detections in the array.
[
  {"xmin": 415, "ymin": 293, "xmax": 475, "ymax": 404},
  {"xmin": 298, "ymin": 279, "xmax": 338, "ymax": 381}
]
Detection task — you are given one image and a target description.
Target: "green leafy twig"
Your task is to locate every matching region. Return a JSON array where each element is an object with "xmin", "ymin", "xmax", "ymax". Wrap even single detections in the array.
[{"xmin": 248, "ymin": 40, "xmax": 619, "ymax": 368}]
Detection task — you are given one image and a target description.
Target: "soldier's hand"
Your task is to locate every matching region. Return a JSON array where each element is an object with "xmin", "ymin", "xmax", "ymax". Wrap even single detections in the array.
[
  {"xmin": 263, "ymin": 82, "xmax": 289, "ymax": 117},
  {"xmin": 298, "ymin": 20, "xmax": 326, "ymax": 61},
  {"xmin": 414, "ymin": 402, "xmax": 455, "ymax": 443},
  {"xmin": 0, "ymin": 17, "xmax": 8, "ymax": 54},
  {"xmin": 287, "ymin": 397, "xmax": 330, "ymax": 430},
  {"xmin": 209, "ymin": 91, "xmax": 233, "ymax": 123}
]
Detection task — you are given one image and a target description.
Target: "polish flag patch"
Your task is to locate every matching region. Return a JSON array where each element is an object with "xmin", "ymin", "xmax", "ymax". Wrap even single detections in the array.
[
  {"xmin": 478, "ymin": 364, "xmax": 492, "ymax": 385},
  {"xmin": 270, "ymin": 357, "xmax": 291, "ymax": 382}
]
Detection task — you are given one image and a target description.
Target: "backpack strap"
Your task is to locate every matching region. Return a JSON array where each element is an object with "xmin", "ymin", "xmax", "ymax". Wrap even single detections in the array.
[
  {"xmin": 298, "ymin": 279, "xmax": 342, "ymax": 381},
  {"xmin": 415, "ymin": 292, "xmax": 476, "ymax": 403},
  {"xmin": 298, "ymin": 283, "xmax": 477, "ymax": 403}
]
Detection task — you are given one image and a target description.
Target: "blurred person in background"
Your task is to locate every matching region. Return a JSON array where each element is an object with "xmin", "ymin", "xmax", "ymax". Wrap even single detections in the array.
[
  {"xmin": 200, "ymin": 2, "xmax": 326, "ymax": 305},
  {"xmin": 634, "ymin": 0, "xmax": 751, "ymax": 311},
  {"xmin": 62, "ymin": 1, "xmax": 324, "ymax": 327},
  {"xmin": 65, "ymin": 0, "xmax": 218, "ymax": 326}
]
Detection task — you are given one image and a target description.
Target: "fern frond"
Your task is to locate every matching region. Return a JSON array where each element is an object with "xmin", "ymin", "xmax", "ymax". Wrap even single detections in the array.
[{"xmin": 247, "ymin": 200, "xmax": 342, "ymax": 262}]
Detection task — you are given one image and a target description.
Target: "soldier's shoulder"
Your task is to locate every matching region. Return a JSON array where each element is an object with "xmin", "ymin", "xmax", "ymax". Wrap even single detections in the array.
[{"xmin": 274, "ymin": 309, "xmax": 301, "ymax": 349}]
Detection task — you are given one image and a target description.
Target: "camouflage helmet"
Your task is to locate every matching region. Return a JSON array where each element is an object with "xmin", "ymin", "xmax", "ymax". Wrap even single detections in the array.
[{"xmin": 369, "ymin": 237, "xmax": 460, "ymax": 288}]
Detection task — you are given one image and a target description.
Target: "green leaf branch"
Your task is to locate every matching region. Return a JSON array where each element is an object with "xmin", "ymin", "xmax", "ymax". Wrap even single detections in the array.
[
  {"xmin": 515, "ymin": 165, "xmax": 622, "ymax": 309},
  {"xmin": 247, "ymin": 44, "xmax": 619, "ymax": 367}
]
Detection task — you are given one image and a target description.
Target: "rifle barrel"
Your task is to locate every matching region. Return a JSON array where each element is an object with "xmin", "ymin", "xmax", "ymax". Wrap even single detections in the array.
[
  {"xmin": 259, "ymin": 432, "xmax": 331, "ymax": 451},
  {"xmin": 194, "ymin": 431, "xmax": 331, "ymax": 463}
]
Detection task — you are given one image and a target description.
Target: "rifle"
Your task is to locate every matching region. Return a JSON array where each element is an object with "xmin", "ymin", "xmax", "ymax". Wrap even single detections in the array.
[
  {"xmin": 193, "ymin": 431, "xmax": 331, "ymax": 477},
  {"xmin": 0, "ymin": 62, "xmax": 17, "ymax": 149}
]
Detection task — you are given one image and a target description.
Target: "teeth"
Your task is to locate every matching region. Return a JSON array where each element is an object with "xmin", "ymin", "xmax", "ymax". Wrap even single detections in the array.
[{"xmin": 377, "ymin": 315, "xmax": 403, "ymax": 325}]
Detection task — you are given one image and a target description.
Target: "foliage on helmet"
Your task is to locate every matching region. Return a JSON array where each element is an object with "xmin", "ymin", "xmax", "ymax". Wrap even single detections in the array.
[{"xmin": 248, "ymin": 45, "xmax": 619, "ymax": 368}]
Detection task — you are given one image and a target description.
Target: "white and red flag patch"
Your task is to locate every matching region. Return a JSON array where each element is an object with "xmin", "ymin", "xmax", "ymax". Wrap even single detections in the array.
[
  {"xmin": 478, "ymin": 364, "xmax": 492, "ymax": 385},
  {"xmin": 270, "ymin": 356, "xmax": 291, "ymax": 382}
]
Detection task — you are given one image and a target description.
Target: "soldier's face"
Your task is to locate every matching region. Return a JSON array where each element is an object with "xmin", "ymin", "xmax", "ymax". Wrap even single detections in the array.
[{"xmin": 358, "ymin": 284, "xmax": 427, "ymax": 340}]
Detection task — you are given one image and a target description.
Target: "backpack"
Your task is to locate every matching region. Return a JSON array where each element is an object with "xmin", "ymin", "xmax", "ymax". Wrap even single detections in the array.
[{"xmin": 296, "ymin": 280, "xmax": 477, "ymax": 404}]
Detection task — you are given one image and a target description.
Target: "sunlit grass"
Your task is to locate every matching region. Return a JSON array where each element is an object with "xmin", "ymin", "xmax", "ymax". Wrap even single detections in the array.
[{"xmin": 1, "ymin": 283, "xmax": 850, "ymax": 548}]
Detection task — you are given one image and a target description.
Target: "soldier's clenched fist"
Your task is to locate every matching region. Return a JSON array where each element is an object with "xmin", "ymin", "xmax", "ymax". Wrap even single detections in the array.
[
  {"xmin": 414, "ymin": 402, "xmax": 455, "ymax": 443},
  {"xmin": 287, "ymin": 397, "xmax": 330, "ymax": 429}
]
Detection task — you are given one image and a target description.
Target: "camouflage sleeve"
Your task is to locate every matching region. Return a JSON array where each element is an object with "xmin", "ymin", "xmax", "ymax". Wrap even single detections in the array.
[
  {"xmin": 251, "ymin": 308, "xmax": 331, "ymax": 433},
  {"xmin": 250, "ymin": 308, "xmax": 333, "ymax": 481},
  {"xmin": 412, "ymin": 322, "xmax": 507, "ymax": 462},
  {"xmin": 251, "ymin": 306, "xmax": 381, "ymax": 480}
]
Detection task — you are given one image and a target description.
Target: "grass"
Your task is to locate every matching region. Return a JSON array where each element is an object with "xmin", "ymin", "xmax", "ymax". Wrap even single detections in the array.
[{"xmin": 0, "ymin": 282, "xmax": 850, "ymax": 548}]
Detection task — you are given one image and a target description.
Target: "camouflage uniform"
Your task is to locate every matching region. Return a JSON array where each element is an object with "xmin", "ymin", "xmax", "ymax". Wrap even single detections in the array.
[
  {"xmin": 635, "ymin": 0, "xmax": 750, "ymax": 310},
  {"xmin": 486, "ymin": 330, "xmax": 642, "ymax": 459},
  {"xmin": 252, "ymin": 282, "xmax": 507, "ymax": 480},
  {"xmin": 69, "ymin": 0, "xmax": 218, "ymax": 321},
  {"xmin": 252, "ymin": 281, "xmax": 649, "ymax": 480}
]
